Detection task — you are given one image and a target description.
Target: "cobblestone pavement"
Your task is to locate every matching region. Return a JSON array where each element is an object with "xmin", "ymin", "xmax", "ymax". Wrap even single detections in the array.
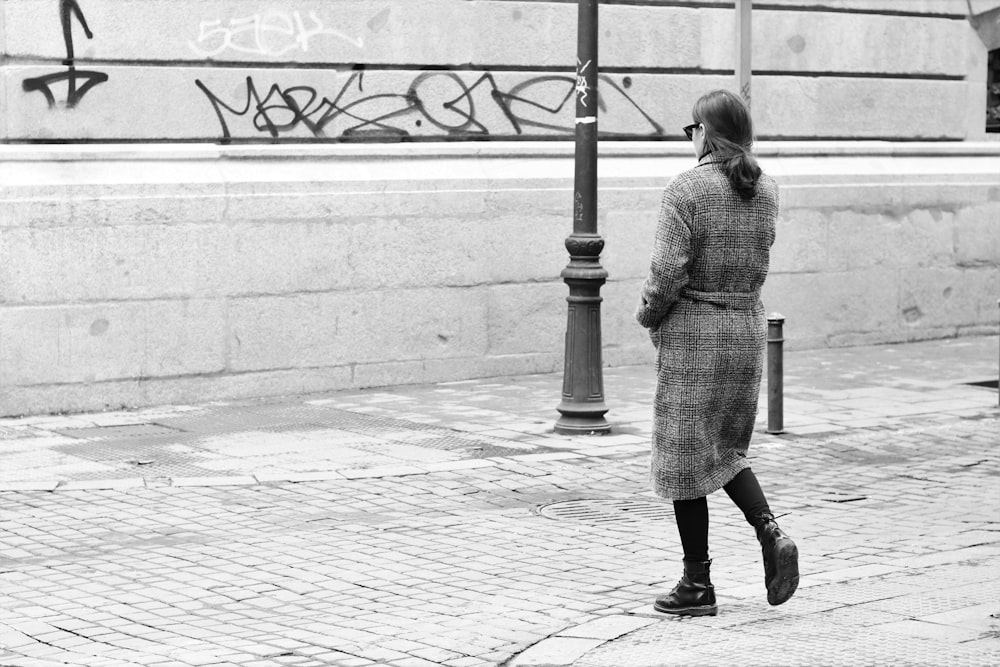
[{"xmin": 0, "ymin": 337, "xmax": 997, "ymax": 667}]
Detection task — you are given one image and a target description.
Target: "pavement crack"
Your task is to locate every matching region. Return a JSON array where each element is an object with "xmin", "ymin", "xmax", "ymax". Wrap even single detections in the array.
[{"xmin": 898, "ymin": 474, "xmax": 944, "ymax": 483}]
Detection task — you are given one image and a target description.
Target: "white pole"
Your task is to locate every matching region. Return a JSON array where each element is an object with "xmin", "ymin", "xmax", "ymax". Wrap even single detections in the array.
[{"xmin": 736, "ymin": 0, "xmax": 752, "ymax": 106}]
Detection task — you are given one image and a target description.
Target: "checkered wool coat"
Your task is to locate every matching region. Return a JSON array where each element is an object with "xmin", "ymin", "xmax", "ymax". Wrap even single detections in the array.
[{"xmin": 636, "ymin": 154, "xmax": 778, "ymax": 500}]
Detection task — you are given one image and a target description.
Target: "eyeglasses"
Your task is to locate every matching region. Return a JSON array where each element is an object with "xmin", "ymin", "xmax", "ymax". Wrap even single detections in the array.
[{"xmin": 682, "ymin": 123, "xmax": 700, "ymax": 140}]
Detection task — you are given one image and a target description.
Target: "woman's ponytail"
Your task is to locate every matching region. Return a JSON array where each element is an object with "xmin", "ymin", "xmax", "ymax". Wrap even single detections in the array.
[{"xmin": 724, "ymin": 151, "xmax": 762, "ymax": 200}]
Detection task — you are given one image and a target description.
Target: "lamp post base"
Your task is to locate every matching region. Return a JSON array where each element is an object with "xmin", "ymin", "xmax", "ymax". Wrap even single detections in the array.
[{"xmin": 554, "ymin": 409, "xmax": 611, "ymax": 435}]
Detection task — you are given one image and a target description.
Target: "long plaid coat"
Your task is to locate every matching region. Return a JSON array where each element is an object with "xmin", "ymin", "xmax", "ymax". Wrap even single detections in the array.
[{"xmin": 636, "ymin": 154, "xmax": 778, "ymax": 500}]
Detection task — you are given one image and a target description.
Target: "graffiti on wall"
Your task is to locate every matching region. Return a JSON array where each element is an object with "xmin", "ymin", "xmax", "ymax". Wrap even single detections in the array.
[
  {"xmin": 189, "ymin": 10, "xmax": 365, "ymax": 58},
  {"xmin": 15, "ymin": 2, "xmax": 666, "ymax": 141},
  {"xmin": 22, "ymin": 0, "xmax": 109, "ymax": 109},
  {"xmin": 195, "ymin": 70, "xmax": 664, "ymax": 142}
]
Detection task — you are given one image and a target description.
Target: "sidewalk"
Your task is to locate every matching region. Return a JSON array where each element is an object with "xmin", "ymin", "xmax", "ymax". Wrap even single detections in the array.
[{"xmin": 0, "ymin": 337, "xmax": 997, "ymax": 667}]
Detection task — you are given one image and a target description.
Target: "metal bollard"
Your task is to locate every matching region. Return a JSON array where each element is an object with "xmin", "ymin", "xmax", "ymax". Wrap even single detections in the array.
[
  {"xmin": 766, "ymin": 313, "xmax": 785, "ymax": 434},
  {"xmin": 997, "ymin": 300, "xmax": 999, "ymax": 408}
]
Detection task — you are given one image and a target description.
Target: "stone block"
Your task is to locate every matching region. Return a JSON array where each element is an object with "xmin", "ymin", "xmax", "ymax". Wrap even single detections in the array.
[
  {"xmin": 425, "ymin": 352, "xmax": 562, "ymax": 385},
  {"xmin": 701, "ymin": 9, "xmax": 971, "ymax": 75},
  {"xmin": 481, "ymin": 213, "xmax": 568, "ymax": 285},
  {"xmin": 484, "ymin": 278, "xmax": 650, "ymax": 365},
  {"xmin": 899, "ymin": 267, "xmax": 998, "ymax": 329},
  {"xmin": 486, "ymin": 283, "xmax": 566, "ymax": 356},
  {"xmin": 602, "ymin": 207, "xmax": 660, "ymax": 281},
  {"xmin": 825, "ymin": 207, "xmax": 959, "ymax": 271},
  {"xmin": 954, "ymin": 203, "xmax": 1000, "ymax": 266},
  {"xmin": 352, "ymin": 359, "xmax": 431, "ymax": 390},
  {"xmin": 753, "ymin": 76, "xmax": 969, "ymax": 140},
  {"xmin": 601, "ymin": 279, "xmax": 653, "ymax": 355},
  {"xmin": 227, "ymin": 287, "xmax": 488, "ymax": 371},
  {"xmin": 770, "ymin": 209, "xmax": 829, "ymax": 273},
  {"xmin": 0, "ymin": 224, "xmax": 229, "ymax": 302},
  {"xmin": 780, "ymin": 182, "xmax": 996, "ymax": 212},
  {"xmin": 0, "ymin": 219, "xmax": 374, "ymax": 301},
  {"xmin": 826, "ymin": 210, "xmax": 897, "ymax": 271},
  {"xmin": 763, "ymin": 269, "xmax": 899, "ymax": 343},
  {"xmin": 0, "ymin": 300, "xmax": 226, "ymax": 385},
  {"xmin": 224, "ymin": 221, "xmax": 358, "ymax": 294},
  {"xmin": 893, "ymin": 208, "xmax": 957, "ymax": 269},
  {"xmin": 345, "ymin": 212, "xmax": 566, "ymax": 289},
  {"xmin": 342, "ymin": 216, "xmax": 491, "ymax": 289}
]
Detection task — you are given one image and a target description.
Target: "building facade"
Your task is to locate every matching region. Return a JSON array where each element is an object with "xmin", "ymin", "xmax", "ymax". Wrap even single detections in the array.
[{"xmin": 1, "ymin": 0, "xmax": 999, "ymax": 415}]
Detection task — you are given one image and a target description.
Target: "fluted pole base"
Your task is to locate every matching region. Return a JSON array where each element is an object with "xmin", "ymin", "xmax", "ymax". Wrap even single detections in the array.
[{"xmin": 555, "ymin": 241, "xmax": 610, "ymax": 435}]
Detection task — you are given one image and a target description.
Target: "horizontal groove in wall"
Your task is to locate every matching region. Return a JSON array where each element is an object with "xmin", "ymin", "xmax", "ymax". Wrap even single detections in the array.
[
  {"xmin": 4, "ymin": 141, "xmax": 998, "ymax": 162},
  {"xmin": 0, "ymin": 136, "xmax": 973, "ymax": 146},
  {"xmin": 752, "ymin": 70, "xmax": 962, "ymax": 80},
  {"xmin": 4, "ymin": 58, "xmax": 966, "ymax": 81},
  {"xmin": 480, "ymin": 0, "xmax": 967, "ymax": 19}
]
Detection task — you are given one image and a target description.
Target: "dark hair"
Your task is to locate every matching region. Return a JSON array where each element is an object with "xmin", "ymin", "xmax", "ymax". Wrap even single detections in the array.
[{"xmin": 692, "ymin": 89, "xmax": 761, "ymax": 199}]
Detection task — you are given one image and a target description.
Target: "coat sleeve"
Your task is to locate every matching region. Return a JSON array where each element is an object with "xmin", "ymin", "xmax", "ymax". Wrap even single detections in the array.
[{"xmin": 635, "ymin": 181, "xmax": 693, "ymax": 330}]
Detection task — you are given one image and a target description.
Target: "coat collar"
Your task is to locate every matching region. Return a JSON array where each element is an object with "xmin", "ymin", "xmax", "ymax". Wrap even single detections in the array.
[{"xmin": 698, "ymin": 152, "xmax": 723, "ymax": 166}]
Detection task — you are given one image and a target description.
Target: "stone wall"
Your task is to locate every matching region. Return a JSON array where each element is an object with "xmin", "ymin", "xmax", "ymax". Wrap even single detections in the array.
[
  {"xmin": 1, "ymin": 0, "xmax": 989, "ymax": 141},
  {"xmin": 2, "ymin": 1, "xmax": 999, "ymax": 415},
  {"xmin": 1, "ymin": 142, "xmax": 997, "ymax": 416}
]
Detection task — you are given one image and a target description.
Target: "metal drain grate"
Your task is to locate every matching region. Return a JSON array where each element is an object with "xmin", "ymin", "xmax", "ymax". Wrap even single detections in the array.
[
  {"xmin": 51, "ymin": 423, "xmax": 185, "ymax": 440},
  {"xmin": 50, "ymin": 438, "xmax": 235, "ymax": 480},
  {"xmin": 534, "ymin": 498, "xmax": 674, "ymax": 525}
]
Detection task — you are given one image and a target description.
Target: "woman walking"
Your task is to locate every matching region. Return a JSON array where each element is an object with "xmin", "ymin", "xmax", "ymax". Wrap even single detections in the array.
[{"xmin": 635, "ymin": 89, "xmax": 798, "ymax": 616}]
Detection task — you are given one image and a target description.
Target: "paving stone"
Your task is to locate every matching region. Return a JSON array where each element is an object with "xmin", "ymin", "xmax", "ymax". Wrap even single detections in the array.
[
  {"xmin": 557, "ymin": 616, "xmax": 657, "ymax": 641},
  {"xmin": 0, "ymin": 340, "xmax": 997, "ymax": 666},
  {"xmin": 507, "ymin": 637, "xmax": 607, "ymax": 667}
]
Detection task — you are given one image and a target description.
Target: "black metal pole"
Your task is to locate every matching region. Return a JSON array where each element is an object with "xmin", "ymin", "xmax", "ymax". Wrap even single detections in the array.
[
  {"xmin": 555, "ymin": 0, "xmax": 610, "ymax": 435},
  {"xmin": 766, "ymin": 313, "xmax": 785, "ymax": 434}
]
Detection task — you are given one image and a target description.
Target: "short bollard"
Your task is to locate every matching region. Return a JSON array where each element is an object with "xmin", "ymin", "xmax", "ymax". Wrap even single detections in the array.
[
  {"xmin": 766, "ymin": 314, "xmax": 785, "ymax": 434},
  {"xmin": 996, "ymin": 300, "xmax": 999, "ymax": 408}
]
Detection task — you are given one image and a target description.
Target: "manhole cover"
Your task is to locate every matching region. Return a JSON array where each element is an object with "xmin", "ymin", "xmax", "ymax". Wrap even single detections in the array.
[{"xmin": 534, "ymin": 498, "xmax": 673, "ymax": 525}]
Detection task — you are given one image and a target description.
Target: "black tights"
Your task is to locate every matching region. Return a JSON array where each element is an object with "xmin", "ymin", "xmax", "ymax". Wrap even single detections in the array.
[{"xmin": 672, "ymin": 468, "xmax": 771, "ymax": 562}]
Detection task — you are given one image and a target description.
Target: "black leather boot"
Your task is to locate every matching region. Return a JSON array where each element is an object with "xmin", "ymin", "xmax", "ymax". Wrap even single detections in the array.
[
  {"xmin": 654, "ymin": 559, "xmax": 718, "ymax": 616},
  {"xmin": 753, "ymin": 513, "xmax": 799, "ymax": 606}
]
